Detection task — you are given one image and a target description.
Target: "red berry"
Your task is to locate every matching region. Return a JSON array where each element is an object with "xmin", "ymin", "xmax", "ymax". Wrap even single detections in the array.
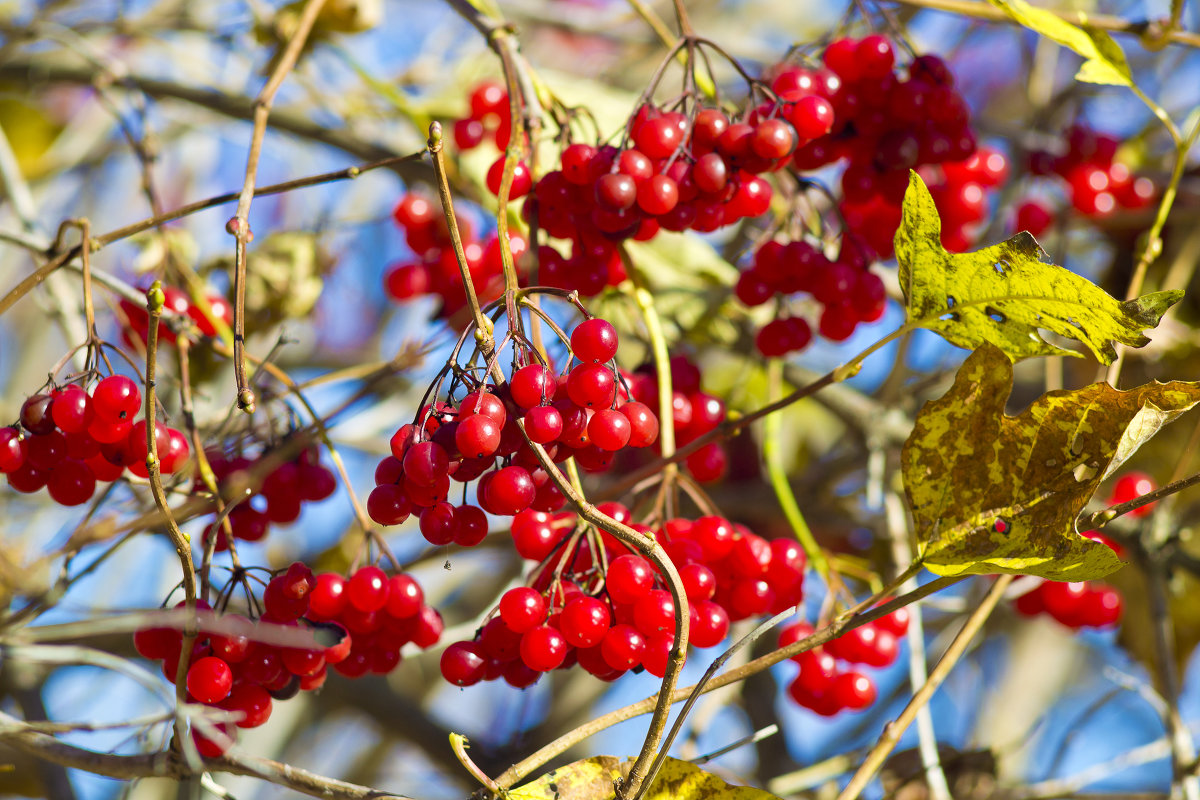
[
  {"xmin": 510, "ymin": 365, "xmax": 557, "ymax": 408},
  {"xmin": 187, "ymin": 656, "xmax": 233, "ymax": 704},
  {"xmin": 560, "ymin": 596, "xmax": 612, "ymax": 648},
  {"xmin": 441, "ymin": 641, "xmax": 487, "ymax": 687},
  {"xmin": 1110, "ymin": 471, "xmax": 1156, "ymax": 518},
  {"xmin": 567, "ymin": 363, "xmax": 616, "ymax": 409},
  {"xmin": 347, "ymin": 566, "xmax": 389, "ymax": 612},
  {"xmin": 500, "ymin": 587, "xmax": 548, "ymax": 633},
  {"xmin": 606, "ymin": 554, "xmax": 654, "ymax": 604},
  {"xmin": 520, "ymin": 625, "xmax": 568, "ymax": 671},
  {"xmin": 92, "ymin": 376, "xmax": 141, "ymax": 422}
]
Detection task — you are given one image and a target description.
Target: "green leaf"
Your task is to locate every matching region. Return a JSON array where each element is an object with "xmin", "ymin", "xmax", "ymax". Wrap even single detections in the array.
[
  {"xmin": 988, "ymin": 0, "xmax": 1132, "ymax": 85},
  {"xmin": 895, "ymin": 171, "xmax": 1181, "ymax": 364},
  {"xmin": 510, "ymin": 756, "xmax": 782, "ymax": 800},
  {"xmin": 902, "ymin": 343, "xmax": 1200, "ymax": 580}
]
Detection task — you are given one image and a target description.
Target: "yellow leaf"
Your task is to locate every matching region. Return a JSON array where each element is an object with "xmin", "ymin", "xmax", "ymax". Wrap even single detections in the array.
[
  {"xmin": 988, "ymin": 0, "xmax": 1131, "ymax": 85},
  {"xmin": 902, "ymin": 343, "xmax": 1200, "ymax": 580},
  {"xmin": 510, "ymin": 756, "xmax": 782, "ymax": 800},
  {"xmin": 896, "ymin": 171, "xmax": 1180, "ymax": 364}
]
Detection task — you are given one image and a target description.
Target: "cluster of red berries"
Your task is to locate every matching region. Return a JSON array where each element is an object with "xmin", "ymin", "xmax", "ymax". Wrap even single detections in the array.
[
  {"xmin": 1017, "ymin": 125, "xmax": 1157, "ymax": 236},
  {"xmin": 1009, "ymin": 472, "xmax": 1153, "ymax": 630},
  {"xmin": 1, "ymin": 375, "xmax": 189, "ymax": 506},
  {"xmin": 922, "ymin": 146, "xmax": 1010, "ymax": 252},
  {"xmin": 384, "ymin": 193, "xmax": 529, "ymax": 318},
  {"xmin": 737, "ymin": 237, "xmax": 886, "ymax": 356},
  {"xmin": 766, "ymin": 39, "xmax": 977, "ymax": 260},
  {"xmin": 440, "ymin": 512, "xmax": 807, "ymax": 689},
  {"xmin": 199, "ymin": 445, "xmax": 338, "ymax": 551},
  {"xmin": 522, "ymin": 90, "xmax": 839, "ymax": 295},
  {"xmin": 368, "ymin": 317, "xmax": 660, "ymax": 537},
  {"xmin": 778, "ymin": 607, "xmax": 909, "ymax": 716},
  {"xmin": 119, "ymin": 285, "xmax": 233, "ymax": 348},
  {"xmin": 1012, "ymin": 578, "xmax": 1123, "ymax": 629},
  {"xmin": 133, "ymin": 562, "xmax": 440, "ymax": 757},
  {"xmin": 621, "ymin": 354, "xmax": 731, "ymax": 483},
  {"xmin": 450, "ymin": 79, "xmax": 514, "ymax": 153}
]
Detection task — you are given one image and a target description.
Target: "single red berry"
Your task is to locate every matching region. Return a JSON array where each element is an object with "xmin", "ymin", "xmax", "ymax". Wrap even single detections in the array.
[
  {"xmin": 601, "ymin": 623, "xmax": 646, "ymax": 670},
  {"xmin": 1109, "ymin": 471, "xmax": 1156, "ymax": 518},
  {"xmin": 510, "ymin": 365, "xmax": 557, "ymax": 408},
  {"xmin": 91, "ymin": 375, "xmax": 141, "ymax": 422},
  {"xmin": 187, "ymin": 656, "xmax": 233, "ymax": 704},
  {"xmin": 441, "ymin": 641, "xmax": 487, "ymax": 687},
  {"xmin": 347, "ymin": 566, "xmax": 389, "ymax": 612},
  {"xmin": 500, "ymin": 587, "xmax": 548, "ymax": 633},
  {"xmin": 619, "ymin": 402, "xmax": 658, "ymax": 447},
  {"xmin": 567, "ymin": 363, "xmax": 616, "ymax": 409},
  {"xmin": 588, "ymin": 409, "xmax": 632, "ymax": 451},
  {"xmin": 606, "ymin": 554, "xmax": 654, "ymax": 605},
  {"xmin": 560, "ymin": 596, "xmax": 612, "ymax": 648},
  {"xmin": 520, "ymin": 625, "xmax": 569, "ymax": 671}
]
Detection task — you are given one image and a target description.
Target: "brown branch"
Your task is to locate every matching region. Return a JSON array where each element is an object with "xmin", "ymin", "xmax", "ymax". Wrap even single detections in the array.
[
  {"xmin": 0, "ymin": 709, "xmax": 413, "ymax": 800},
  {"xmin": 0, "ymin": 57, "xmax": 431, "ymax": 184},
  {"xmin": 229, "ymin": 0, "xmax": 329, "ymax": 412}
]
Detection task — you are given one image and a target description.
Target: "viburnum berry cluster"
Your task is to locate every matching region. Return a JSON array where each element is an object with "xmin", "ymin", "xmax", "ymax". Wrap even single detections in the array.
[
  {"xmin": 738, "ymin": 236, "xmax": 886, "ymax": 356},
  {"xmin": 200, "ymin": 443, "xmax": 338, "ymax": 551},
  {"xmin": 767, "ymin": 39, "xmax": 981, "ymax": 257},
  {"xmin": 440, "ymin": 512, "xmax": 807, "ymax": 688},
  {"xmin": 1017, "ymin": 125, "xmax": 1157, "ymax": 236},
  {"xmin": 2, "ymin": 374, "xmax": 189, "ymax": 506},
  {"xmin": 368, "ymin": 316, "xmax": 660, "ymax": 536},
  {"xmin": 133, "ymin": 562, "xmax": 440, "ymax": 757},
  {"xmin": 450, "ymin": 79, "xmax": 514, "ymax": 153},
  {"xmin": 119, "ymin": 284, "xmax": 233, "ymax": 348},
  {"xmin": 622, "ymin": 354, "xmax": 732, "ymax": 483},
  {"xmin": 384, "ymin": 192, "xmax": 529, "ymax": 318},
  {"xmin": 778, "ymin": 608, "xmax": 909, "ymax": 716},
  {"xmin": 1012, "ymin": 578, "xmax": 1123, "ymax": 629}
]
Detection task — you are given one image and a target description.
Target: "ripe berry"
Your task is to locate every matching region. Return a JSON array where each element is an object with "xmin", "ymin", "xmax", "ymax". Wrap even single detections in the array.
[
  {"xmin": 523, "ymin": 405, "xmax": 564, "ymax": 444},
  {"xmin": 588, "ymin": 409, "xmax": 631, "ymax": 451},
  {"xmin": 595, "ymin": 173, "xmax": 637, "ymax": 211},
  {"xmin": 456, "ymin": 415, "xmax": 502, "ymax": 458},
  {"xmin": 520, "ymin": 625, "xmax": 568, "ymax": 671},
  {"xmin": 567, "ymin": 363, "xmax": 616, "ymax": 409},
  {"xmin": 92, "ymin": 376, "xmax": 141, "ymax": 422},
  {"xmin": 1110, "ymin": 471, "xmax": 1156, "ymax": 518},
  {"xmin": 606, "ymin": 555, "xmax": 654, "ymax": 605},
  {"xmin": 221, "ymin": 684, "xmax": 272, "ymax": 728},
  {"xmin": 50, "ymin": 385, "xmax": 93, "ymax": 433},
  {"xmin": 637, "ymin": 174, "xmax": 679, "ymax": 216},
  {"xmin": 47, "ymin": 460, "xmax": 96, "ymax": 506},
  {"xmin": 441, "ymin": 641, "xmax": 487, "ymax": 687},
  {"xmin": 619, "ymin": 402, "xmax": 658, "ymax": 447},
  {"xmin": 572, "ymin": 318, "xmax": 619, "ymax": 362},
  {"xmin": 0, "ymin": 427, "xmax": 26, "ymax": 473},
  {"xmin": 601, "ymin": 624, "xmax": 646, "ymax": 670},
  {"xmin": 688, "ymin": 599, "xmax": 730, "ymax": 648},
  {"xmin": 500, "ymin": 587, "xmax": 547, "ymax": 633},
  {"xmin": 187, "ymin": 656, "xmax": 233, "ymax": 704},
  {"xmin": 367, "ymin": 484, "xmax": 412, "ymax": 525},
  {"xmin": 560, "ymin": 596, "xmax": 611, "ymax": 648},
  {"xmin": 484, "ymin": 466, "xmax": 536, "ymax": 515},
  {"xmin": 832, "ymin": 670, "xmax": 877, "ymax": 710},
  {"xmin": 347, "ymin": 566, "xmax": 389, "ymax": 612},
  {"xmin": 510, "ymin": 365, "xmax": 557, "ymax": 408}
]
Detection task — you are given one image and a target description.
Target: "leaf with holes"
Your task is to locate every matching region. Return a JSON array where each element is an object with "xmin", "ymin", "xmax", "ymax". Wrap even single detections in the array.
[
  {"xmin": 902, "ymin": 343, "xmax": 1200, "ymax": 580},
  {"xmin": 988, "ymin": 0, "xmax": 1132, "ymax": 86},
  {"xmin": 895, "ymin": 171, "xmax": 1180, "ymax": 364},
  {"xmin": 510, "ymin": 756, "xmax": 782, "ymax": 800}
]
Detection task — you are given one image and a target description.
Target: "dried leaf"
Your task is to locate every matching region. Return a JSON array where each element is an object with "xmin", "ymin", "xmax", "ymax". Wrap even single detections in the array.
[
  {"xmin": 510, "ymin": 757, "xmax": 781, "ymax": 800},
  {"xmin": 902, "ymin": 343, "xmax": 1200, "ymax": 580}
]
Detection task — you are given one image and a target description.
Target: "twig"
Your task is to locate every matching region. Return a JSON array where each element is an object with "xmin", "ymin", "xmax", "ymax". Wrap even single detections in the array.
[
  {"xmin": 143, "ymin": 282, "xmax": 200, "ymax": 750},
  {"xmin": 834, "ymin": 575, "xmax": 1012, "ymax": 800},
  {"xmin": 228, "ymin": 0, "xmax": 329, "ymax": 412}
]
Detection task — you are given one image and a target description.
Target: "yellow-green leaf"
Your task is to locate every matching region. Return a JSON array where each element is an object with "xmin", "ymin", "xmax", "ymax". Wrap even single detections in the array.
[
  {"xmin": 510, "ymin": 756, "xmax": 781, "ymax": 800},
  {"xmin": 895, "ymin": 171, "xmax": 1180, "ymax": 364},
  {"xmin": 902, "ymin": 343, "xmax": 1200, "ymax": 580},
  {"xmin": 988, "ymin": 0, "xmax": 1131, "ymax": 85}
]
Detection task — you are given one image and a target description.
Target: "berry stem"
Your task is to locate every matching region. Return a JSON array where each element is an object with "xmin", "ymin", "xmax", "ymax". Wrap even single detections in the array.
[
  {"xmin": 834, "ymin": 574, "xmax": 1013, "ymax": 800},
  {"xmin": 144, "ymin": 281, "xmax": 200, "ymax": 752},
  {"xmin": 622, "ymin": 251, "xmax": 678, "ymax": 492},
  {"xmin": 427, "ymin": 122, "xmax": 494, "ymax": 350},
  {"xmin": 764, "ymin": 359, "xmax": 829, "ymax": 583},
  {"xmin": 227, "ymin": 0, "xmax": 328, "ymax": 414}
]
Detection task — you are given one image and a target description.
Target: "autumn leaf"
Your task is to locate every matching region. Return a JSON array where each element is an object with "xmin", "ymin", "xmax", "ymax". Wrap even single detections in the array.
[
  {"xmin": 902, "ymin": 343, "xmax": 1200, "ymax": 580},
  {"xmin": 510, "ymin": 756, "xmax": 782, "ymax": 800},
  {"xmin": 988, "ymin": 0, "xmax": 1132, "ymax": 85},
  {"xmin": 895, "ymin": 172, "xmax": 1180, "ymax": 364}
]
